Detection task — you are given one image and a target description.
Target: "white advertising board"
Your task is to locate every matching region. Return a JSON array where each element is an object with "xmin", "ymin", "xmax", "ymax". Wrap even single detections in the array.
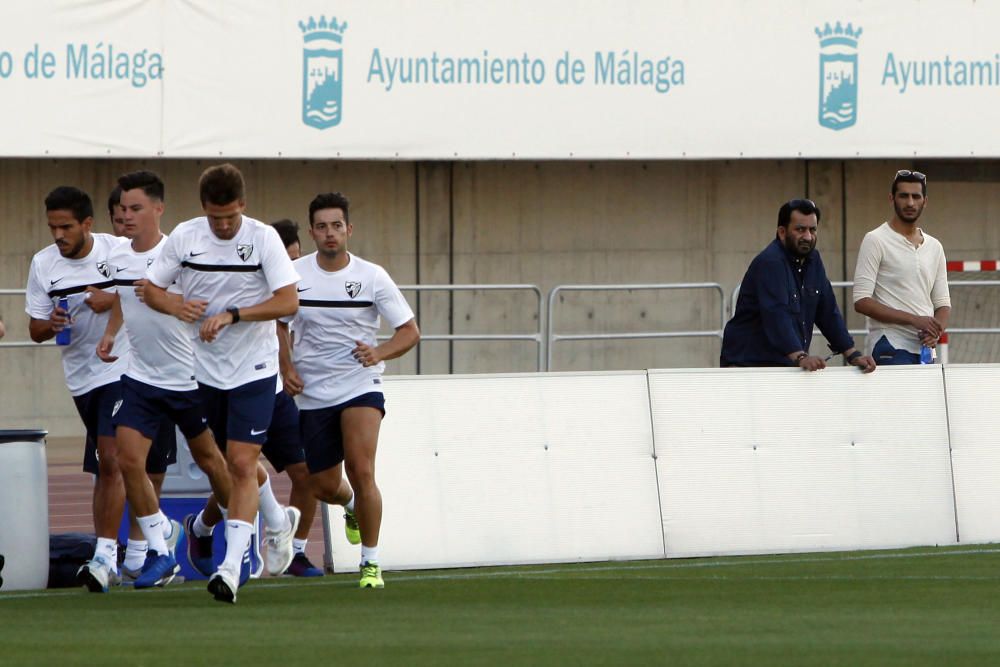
[{"xmin": 0, "ymin": 1, "xmax": 996, "ymax": 158}]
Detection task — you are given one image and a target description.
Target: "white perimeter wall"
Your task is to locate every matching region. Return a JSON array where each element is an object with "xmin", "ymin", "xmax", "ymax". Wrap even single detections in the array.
[{"xmin": 325, "ymin": 364, "xmax": 1000, "ymax": 572}]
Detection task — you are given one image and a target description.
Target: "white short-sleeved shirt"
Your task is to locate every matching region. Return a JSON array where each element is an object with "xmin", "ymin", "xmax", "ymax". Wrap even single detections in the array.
[
  {"xmin": 25, "ymin": 234, "xmax": 130, "ymax": 396},
  {"xmin": 110, "ymin": 235, "xmax": 198, "ymax": 391},
  {"xmin": 852, "ymin": 221, "xmax": 951, "ymax": 355},
  {"xmin": 146, "ymin": 215, "xmax": 300, "ymax": 390},
  {"xmin": 287, "ymin": 252, "xmax": 414, "ymax": 410}
]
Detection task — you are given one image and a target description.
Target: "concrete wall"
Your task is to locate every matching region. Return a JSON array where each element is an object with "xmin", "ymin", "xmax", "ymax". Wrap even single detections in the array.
[{"xmin": 2, "ymin": 158, "xmax": 999, "ymax": 436}]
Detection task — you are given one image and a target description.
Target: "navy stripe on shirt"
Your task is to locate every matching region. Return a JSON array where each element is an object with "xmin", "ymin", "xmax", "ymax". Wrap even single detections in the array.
[
  {"xmin": 48, "ymin": 280, "xmax": 116, "ymax": 298},
  {"xmin": 299, "ymin": 299, "xmax": 374, "ymax": 308},
  {"xmin": 181, "ymin": 261, "xmax": 261, "ymax": 273}
]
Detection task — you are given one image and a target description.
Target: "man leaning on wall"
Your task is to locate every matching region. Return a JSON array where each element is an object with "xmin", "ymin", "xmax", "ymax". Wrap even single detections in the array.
[
  {"xmin": 722, "ymin": 198, "xmax": 875, "ymax": 373},
  {"xmin": 853, "ymin": 170, "xmax": 951, "ymax": 365}
]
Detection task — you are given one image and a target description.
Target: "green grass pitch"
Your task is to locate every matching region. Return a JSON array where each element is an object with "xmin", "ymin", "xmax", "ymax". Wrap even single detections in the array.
[{"xmin": 2, "ymin": 545, "xmax": 1000, "ymax": 666}]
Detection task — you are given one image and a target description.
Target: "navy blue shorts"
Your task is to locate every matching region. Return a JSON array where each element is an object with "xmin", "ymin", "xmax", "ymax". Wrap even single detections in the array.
[
  {"xmin": 115, "ymin": 375, "xmax": 209, "ymax": 442},
  {"xmin": 299, "ymin": 392, "xmax": 385, "ymax": 474},
  {"xmin": 198, "ymin": 375, "xmax": 277, "ymax": 448},
  {"xmin": 73, "ymin": 380, "xmax": 177, "ymax": 475},
  {"xmin": 261, "ymin": 390, "xmax": 306, "ymax": 472}
]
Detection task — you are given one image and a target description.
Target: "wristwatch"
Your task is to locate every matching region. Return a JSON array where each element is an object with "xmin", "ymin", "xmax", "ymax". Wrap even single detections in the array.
[
  {"xmin": 846, "ymin": 350, "xmax": 863, "ymax": 363},
  {"xmin": 795, "ymin": 352, "xmax": 808, "ymax": 365},
  {"xmin": 226, "ymin": 306, "xmax": 241, "ymax": 324}
]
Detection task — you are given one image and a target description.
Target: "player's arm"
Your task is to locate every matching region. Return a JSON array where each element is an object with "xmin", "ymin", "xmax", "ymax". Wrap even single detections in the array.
[
  {"xmin": 26, "ymin": 259, "xmax": 68, "ymax": 343},
  {"xmin": 200, "ymin": 284, "xmax": 298, "ymax": 342},
  {"xmin": 96, "ymin": 294, "xmax": 123, "ymax": 363},
  {"xmin": 277, "ymin": 320, "xmax": 304, "ymax": 395},
  {"xmin": 353, "ymin": 319, "xmax": 421, "ymax": 367},
  {"xmin": 144, "ymin": 280, "xmax": 206, "ymax": 322},
  {"xmin": 84, "ymin": 286, "xmax": 115, "ymax": 313}
]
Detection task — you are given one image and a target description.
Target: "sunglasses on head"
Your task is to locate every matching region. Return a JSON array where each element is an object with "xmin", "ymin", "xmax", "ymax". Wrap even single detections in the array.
[{"xmin": 895, "ymin": 169, "xmax": 927, "ymax": 182}]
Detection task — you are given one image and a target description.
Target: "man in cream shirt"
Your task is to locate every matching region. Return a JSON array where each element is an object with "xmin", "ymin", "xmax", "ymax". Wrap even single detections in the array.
[{"xmin": 853, "ymin": 170, "xmax": 951, "ymax": 365}]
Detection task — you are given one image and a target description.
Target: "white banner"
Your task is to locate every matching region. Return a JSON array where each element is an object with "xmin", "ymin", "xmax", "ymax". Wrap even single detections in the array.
[{"xmin": 0, "ymin": 1, "xmax": 998, "ymax": 159}]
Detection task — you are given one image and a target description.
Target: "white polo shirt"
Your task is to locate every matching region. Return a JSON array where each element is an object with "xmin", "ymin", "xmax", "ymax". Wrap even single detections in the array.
[
  {"xmin": 110, "ymin": 234, "xmax": 198, "ymax": 391},
  {"xmin": 25, "ymin": 234, "xmax": 130, "ymax": 396},
  {"xmin": 147, "ymin": 215, "xmax": 300, "ymax": 390},
  {"xmin": 286, "ymin": 252, "xmax": 414, "ymax": 410},
  {"xmin": 852, "ymin": 221, "xmax": 950, "ymax": 355}
]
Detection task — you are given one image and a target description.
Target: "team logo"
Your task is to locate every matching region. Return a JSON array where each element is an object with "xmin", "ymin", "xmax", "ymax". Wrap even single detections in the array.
[
  {"xmin": 146, "ymin": 258, "xmax": 154, "ymax": 268},
  {"xmin": 816, "ymin": 21, "xmax": 861, "ymax": 131},
  {"xmin": 96, "ymin": 261, "xmax": 111, "ymax": 278},
  {"xmin": 237, "ymin": 244, "xmax": 254, "ymax": 262},
  {"xmin": 300, "ymin": 15, "xmax": 348, "ymax": 129},
  {"xmin": 112, "ymin": 399, "xmax": 123, "ymax": 417},
  {"xmin": 345, "ymin": 280, "xmax": 362, "ymax": 298}
]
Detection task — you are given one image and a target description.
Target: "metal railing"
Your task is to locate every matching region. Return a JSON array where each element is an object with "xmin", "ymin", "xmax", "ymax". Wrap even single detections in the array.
[
  {"xmin": 2, "ymin": 284, "xmax": 549, "ymax": 366},
  {"xmin": 0, "ymin": 288, "xmax": 55, "ymax": 348},
  {"xmin": 389, "ymin": 284, "xmax": 546, "ymax": 372},
  {"xmin": 546, "ymin": 283, "xmax": 727, "ymax": 371}
]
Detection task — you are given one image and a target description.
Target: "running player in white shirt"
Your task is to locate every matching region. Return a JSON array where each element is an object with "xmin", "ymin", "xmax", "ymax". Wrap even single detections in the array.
[
  {"xmin": 97, "ymin": 171, "xmax": 234, "ymax": 589},
  {"xmin": 188, "ymin": 219, "xmax": 326, "ymax": 578},
  {"xmin": 279, "ymin": 192, "xmax": 420, "ymax": 589},
  {"xmin": 105, "ymin": 181, "xmax": 183, "ymax": 582},
  {"xmin": 145, "ymin": 164, "xmax": 301, "ymax": 603},
  {"xmin": 25, "ymin": 186, "xmax": 130, "ymax": 592}
]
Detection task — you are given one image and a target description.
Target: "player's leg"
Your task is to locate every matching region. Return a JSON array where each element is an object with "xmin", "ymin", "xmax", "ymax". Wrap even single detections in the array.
[
  {"xmin": 261, "ymin": 390, "xmax": 318, "ymax": 575},
  {"xmin": 206, "ymin": 376, "xmax": 280, "ymax": 603},
  {"xmin": 77, "ymin": 383, "xmax": 127, "ymax": 593},
  {"xmin": 341, "ymin": 395, "xmax": 385, "ymax": 588},
  {"xmin": 282, "ymin": 462, "xmax": 323, "ymax": 576},
  {"xmin": 117, "ymin": 381, "xmax": 185, "ymax": 588}
]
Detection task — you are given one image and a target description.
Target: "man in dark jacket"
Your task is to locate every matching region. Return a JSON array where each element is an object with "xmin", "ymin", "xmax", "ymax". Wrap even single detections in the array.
[{"xmin": 721, "ymin": 199, "xmax": 875, "ymax": 373}]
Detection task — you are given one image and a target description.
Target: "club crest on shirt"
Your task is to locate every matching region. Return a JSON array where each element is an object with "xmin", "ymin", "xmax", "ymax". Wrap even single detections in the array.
[
  {"xmin": 345, "ymin": 281, "xmax": 362, "ymax": 298},
  {"xmin": 96, "ymin": 261, "xmax": 111, "ymax": 278},
  {"xmin": 237, "ymin": 244, "xmax": 254, "ymax": 262}
]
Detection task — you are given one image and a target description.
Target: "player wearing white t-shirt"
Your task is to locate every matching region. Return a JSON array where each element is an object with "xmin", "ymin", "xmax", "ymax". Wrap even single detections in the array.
[
  {"xmin": 853, "ymin": 170, "xmax": 951, "ymax": 364},
  {"xmin": 279, "ymin": 192, "xmax": 420, "ymax": 589},
  {"xmin": 97, "ymin": 171, "xmax": 235, "ymax": 590},
  {"xmin": 25, "ymin": 186, "xmax": 130, "ymax": 592},
  {"xmin": 144, "ymin": 164, "xmax": 300, "ymax": 603}
]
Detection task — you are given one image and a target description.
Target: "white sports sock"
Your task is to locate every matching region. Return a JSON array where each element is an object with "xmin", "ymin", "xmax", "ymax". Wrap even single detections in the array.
[
  {"xmin": 157, "ymin": 510, "xmax": 171, "ymax": 537},
  {"xmin": 293, "ymin": 538, "xmax": 308, "ymax": 555},
  {"xmin": 221, "ymin": 520, "xmax": 254, "ymax": 573},
  {"xmin": 361, "ymin": 545, "xmax": 379, "ymax": 565},
  {"xmin": 124, "ymin": 539, "xmax": 148, "ymax": 571},
  {"xmin": 258, "ymin": 475, "xmax": 288, "ymax": 532},
  {"xmin": 344, "ymin": 495, "xmax": 355, "ymax": 513},
  {"xmin": 193, "ymin": 510, "xmax": 214, "ymax": 538},
  {"xmin": 95, "ymin": 537, "xmax": 118, "ymax": 570},
  {"xmin": 138, "ymin": 513, "xmax": 169, "ymax": 554}
]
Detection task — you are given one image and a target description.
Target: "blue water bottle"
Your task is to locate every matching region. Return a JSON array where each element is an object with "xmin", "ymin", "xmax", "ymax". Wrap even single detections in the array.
[
  {"xmin": 919, "ymin": 345, "xmax": 933, "ymax": 365},
  {"xmin": 55, "ymin": 297, "xmax": 71, "ymax": 346}
]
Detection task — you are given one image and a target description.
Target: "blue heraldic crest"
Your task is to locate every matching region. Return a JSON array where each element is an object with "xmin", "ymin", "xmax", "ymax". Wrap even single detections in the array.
[
  {"xmin": 816, "ymin": 22, "xmax": 861, "ymax": 131},
  {"xmin": 300, "ymin": 15, "xmax": 348, "ymax": 129}
]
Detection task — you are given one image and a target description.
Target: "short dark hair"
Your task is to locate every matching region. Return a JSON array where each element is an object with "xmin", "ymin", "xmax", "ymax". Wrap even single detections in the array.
[
  {"xmin": 777, "ymin": 198, "xmax": 821, "ymax": 228},
  {"xmin": 199, "ymin": 163, "xmax": 245, "ymax": 206},
  {"xmin": 118, "ymin": 170, "xmax": 165, "ymax": 202},
  {"xmin": 45, "ymin": 186, "xmax": 94, "ymax": 222},
  {"xmin": 891, "ymin": 169, "xmax": 927, "ymax": 197},
  {"xmin": 308, "ymin": 192, "xmax": 350, "ymax": 226},
  {"xmin": 271, "ymin": 219, "xmax": 300, "ymax": 249},
  {"xmin": 107, "ymin": 185, "xmax": 122, "ymax": 217}
]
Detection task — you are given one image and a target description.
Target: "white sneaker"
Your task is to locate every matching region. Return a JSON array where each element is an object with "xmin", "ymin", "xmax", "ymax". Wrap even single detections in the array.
[
  {"xmin": 207, "ymin": 564, "xmax": 240, "ymax": 604},
  {"xmin": 76, "ymin": 555, "xmax": 116, "ymax": 593},
  {"xmin": 164, "ymin": 518, "xmax": 183, "ymax": 559},
  {"xmin": 264, "ymin": 506, "xmax": 301, "ymax": 576}
]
